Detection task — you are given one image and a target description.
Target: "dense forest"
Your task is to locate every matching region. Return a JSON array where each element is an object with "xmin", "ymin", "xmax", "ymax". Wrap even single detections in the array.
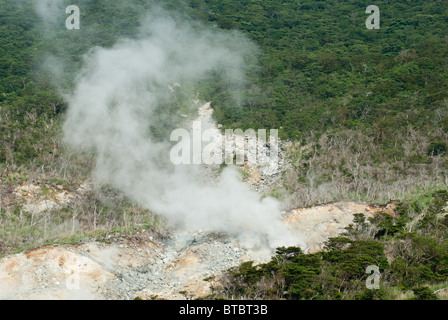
[
  {"xmin": 1, "ymin": 0, "xmax": 448, "ymax": 299},
  {"xmin": 210, "ymin": 190, "xmax": 448, "ymax": 300}
]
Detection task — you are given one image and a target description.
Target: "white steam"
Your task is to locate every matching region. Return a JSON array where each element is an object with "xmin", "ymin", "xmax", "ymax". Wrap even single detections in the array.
[{"xmin": 62, "ymin": 9, "xmax": 304, "ymax": 250}]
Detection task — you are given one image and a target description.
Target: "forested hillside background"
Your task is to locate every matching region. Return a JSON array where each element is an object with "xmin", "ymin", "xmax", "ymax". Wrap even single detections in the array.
[{"xmin": 1, "ymin": 0, "xmax": 448, "ymax": 299}]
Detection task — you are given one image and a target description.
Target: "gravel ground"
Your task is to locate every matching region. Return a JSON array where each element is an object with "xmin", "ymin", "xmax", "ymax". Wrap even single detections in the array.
[{"xmin": 0, "ymin": 103, "xmax": 391, "ymax": 300}]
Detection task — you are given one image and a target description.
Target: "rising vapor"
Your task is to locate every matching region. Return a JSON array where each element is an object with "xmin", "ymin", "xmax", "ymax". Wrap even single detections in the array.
[{"xmin": 56, "ymin": 5, "xmax": 304, "ymax": 250}]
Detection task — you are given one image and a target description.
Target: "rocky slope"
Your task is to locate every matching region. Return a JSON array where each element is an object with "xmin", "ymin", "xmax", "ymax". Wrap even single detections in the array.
[
  {"xmin": 0, "ymin": 102, "xmax": 398, "ymax": 299},
  {"xmin": 0, "ymin": 199, "xmax": 394, "ymax": 300}
]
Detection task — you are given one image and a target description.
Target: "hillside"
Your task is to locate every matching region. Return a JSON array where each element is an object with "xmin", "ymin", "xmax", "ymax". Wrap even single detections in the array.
[{"xmin": 0, "ymin": 200, "xmax": 408, "ymax": 300}]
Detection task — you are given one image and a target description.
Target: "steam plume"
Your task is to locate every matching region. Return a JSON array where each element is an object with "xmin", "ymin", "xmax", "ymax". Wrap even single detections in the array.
[{"xmin": 58, "ymin": 6, "xmax": 303, "ymax": 250}]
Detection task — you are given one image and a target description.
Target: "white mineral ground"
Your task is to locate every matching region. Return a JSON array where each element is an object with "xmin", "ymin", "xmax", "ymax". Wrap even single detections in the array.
[{"xmin": 0, "ymin": 103, "xmax": 396, "ymax": 300}]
